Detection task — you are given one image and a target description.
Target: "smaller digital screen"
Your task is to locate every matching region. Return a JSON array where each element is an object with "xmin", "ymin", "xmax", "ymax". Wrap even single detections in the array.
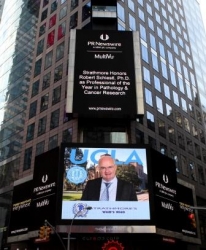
[{"xmin": 59, "ymin": 144, "xmax": 151, "ymax": 223}]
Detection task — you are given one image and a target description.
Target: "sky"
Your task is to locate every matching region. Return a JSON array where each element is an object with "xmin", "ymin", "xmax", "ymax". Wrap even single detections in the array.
[{"xmin": 199, "ymin": 0, "xmax": 206, "ymax": 31}]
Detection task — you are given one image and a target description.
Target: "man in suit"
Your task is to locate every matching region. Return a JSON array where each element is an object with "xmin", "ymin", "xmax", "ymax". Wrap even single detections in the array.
[{"xmin": 81, "ymin": 154, "xmax": 137, "ymax": 201}]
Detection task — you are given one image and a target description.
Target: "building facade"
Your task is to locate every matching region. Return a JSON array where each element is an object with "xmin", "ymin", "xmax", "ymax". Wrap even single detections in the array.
[{"xmin": 0, "ymin": 0, "xmax": 206, "ymax": 249}]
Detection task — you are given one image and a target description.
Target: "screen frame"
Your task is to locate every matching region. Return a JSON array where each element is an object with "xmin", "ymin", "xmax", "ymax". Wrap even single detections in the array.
[{"xmin": 56, "ymin": 143, "xmax": 156, "ymax": 227}]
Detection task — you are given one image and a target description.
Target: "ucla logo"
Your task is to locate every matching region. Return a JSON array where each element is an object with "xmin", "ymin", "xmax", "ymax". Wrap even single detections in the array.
[{"xmin": 66, "ymin": 166, "xmax": 87, "ymax": 184}]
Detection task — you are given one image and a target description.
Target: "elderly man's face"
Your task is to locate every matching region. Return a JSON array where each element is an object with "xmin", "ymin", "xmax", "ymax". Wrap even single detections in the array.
[{"xmin": 98, "ymin": 156, "xmax": 117, "ymax": 182}]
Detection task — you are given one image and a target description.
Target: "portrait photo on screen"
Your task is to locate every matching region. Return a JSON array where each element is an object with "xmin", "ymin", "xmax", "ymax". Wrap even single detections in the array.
[{"xmin": 59, "ymin": 144, "xmax": 150, "ymax": 221}]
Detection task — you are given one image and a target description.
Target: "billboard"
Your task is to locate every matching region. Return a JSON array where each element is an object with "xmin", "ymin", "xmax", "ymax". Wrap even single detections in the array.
[
  {"xmin": 7, "ymin": 177, "xmax": 33, "ymax": 239},
  {"xmin": 57, "ymin": 143, "xmax": 152, "ymax": 226},
  {"xmin": 177, "ymin": 180, "xmax": 200, "ymax": 243},
  {"xmin": 29, "ymin": 147, "xmax": 59, "ymax": 231},
  {"xmin": 66, "ymin": 29, "xmax": 144, "ymax": 118},
  {"xmin": 150, "ymin": 149, "xmax": 180, "ymax": 234}
]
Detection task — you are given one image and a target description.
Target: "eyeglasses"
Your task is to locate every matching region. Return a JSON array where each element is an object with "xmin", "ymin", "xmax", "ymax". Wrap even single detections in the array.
[{"xmin": 100, "ymin": 165, "xmax": 115, "ymax": 171}]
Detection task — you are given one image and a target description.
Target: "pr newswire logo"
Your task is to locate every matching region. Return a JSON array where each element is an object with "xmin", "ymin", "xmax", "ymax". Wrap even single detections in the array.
[{"xmin": 87, "ymin": 33, "xmax": 122, "ymax": 47}]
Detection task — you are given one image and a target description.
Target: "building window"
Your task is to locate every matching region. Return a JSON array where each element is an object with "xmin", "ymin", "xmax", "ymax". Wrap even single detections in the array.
[
  {"xmin": 175, "ymin": 111, "xmax": 182, "ymax": 127},
  {"xmin": 59, "ymin": 6, "xmax": 67, "ymax": 20},
  {"xmin": 158, "ymin": 119, "xmax": 166, "ymax": 138},
  {"xmin": 178, "ymin": 131, "xmax": 185, "ymax": 150},
  {"xmin": 49, "ymin": 134, "xmax": 58, "ymax": 150},
  {"xmin": 183, "ymin": 117, "xmax": 190, "ymax": 133},
  {"xmin": 31, "ymin": 80, "xmax": 39, "ymax": 97},
  {"xmin": 34, "ymin": 59, "xmax": 42, "ymax": 77},
  {"xmin": 117, "ymin": 3, "xmax": 125, "ymax": 22},
  {"xmin": 195, "ymin": 143, "xmax": 201, "ymax": 160},
  {"xmin": 54, "ymin": 64, "xmax": 63, "ymax": 82},
  {"xmin": 129, "ymin": 14, "xmax": 136, "ymax": 30},
  {"xmin": 156, "ymin": 96, "xmax": 163, "ymax": 114},
  {"xmin": 47, "ymin": 30, "xmax": 55, "ymax": 47},
  {"xmin": 41, "ymin": 9, "xmax": 48, "ymax": 21},
  {"xmin": 23, "ymin": 147, "xmax": 32, "ymax": 171},
  {"xmin": 39, "ymin": 23, "xmax": 46, "ymax": 36},
  {"xmin": 166, "ymin": 103, "xmax": 173, "ymax": 120},
  {"xmin": 168, "ymin": 125, "xmax": 176, "ymax": 144},
  {"xmin": 38, "ymin": 116, "xmax": 47, "ymax": 136},
  {"xmin": 71, "ymin": 0, "xmax": 78, "ymax": 11},
  {"xmin": 62, "ymin": 128, "xmax": 72, "ymax": 142},
  {"xmin": 181, "ymin": 154, "xmax": 188, "ymax": 177},
  {"xmin": 58, "ymin": 21, "xmax": 66, "ymax": 40},
  {"xmin": 56, "ymin": 42, "xmax": 64, "ymax": 61},
  {"xmin": 26, "ymin": 123, "xmax": 35, "ymax": 142},
  {"xmin": 50, "ymin": 109, "xmax": 60, "ymax": 129},
  {"xmin": 42, "ymin": 72, "xmax": 51, "ymax": 90},
  {"xmin": 198, "ymin": 165, "xmax": 205, "ymax": 185},
  {"xmin": 70, "ymin": 12, "xmax": 78, "ymax": 29},
  {"xmin": 29, "ymin": 101, "xmax": 37, "ymax": 119},
  {"xmin": 146, "ymin": 111, "xmax": 155, "ymax": 131},
  {"xmin": 143, "ymin": 67, "xmax": 150, "ymax": 84},
  {"xmin": 51, "ymin": 0, "xmax": 58, "ymax": 13},
  {"xmin": 186, "ymin": 137, "xmax": 193, "ymax": 155},
  {"xmin": 49, "ymin": 14, "xmax": 56, "ymax": 28},
  {"xmin": 37, "ymin": 39, "xmax": 44, "ymax": 56},
  {"xmin": 141, "ymin": 43, "xmax": 149, "ymax": 63},
  {"xmin": 40, "ymin": 94, "xmax": 49, "ymax": 112},
  {"xmin": 45, "ymin": 51, "xmax": 53, "ymax": 68},
  {"xmin": 154, "ymin": 75, "xmax": 161, "ymax": 92},
  {"xmin": 52, "ymin": 86, "xmax": 61, "ymax": 105},
  {"xmin": 36, "ymin": 141, "xmax": 45, "ymax": 156},
  {"xmin": 189, "ymin": 162, "xmax": 197, "ymax": 181},
  {"xmin": 82, "ymin": 2, "xmax": 91, "ymax": 22},
  {"xmin": 145, "ymin": 88, "xmax": 153, "ymax": 106}
]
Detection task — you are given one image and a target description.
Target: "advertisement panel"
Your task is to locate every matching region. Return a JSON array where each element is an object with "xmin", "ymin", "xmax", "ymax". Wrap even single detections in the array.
[
  {"xmin": 66, "ymin": 30, "xmax": 144, "ymax": 118},
  {"xmin": 150, "ymin": 149, "xmax": 180, "ymax": 233},
  {"xmin": 177, "ymin": 181, "xmax": 199, "ymax": 240},
  {"xmin": 29, "ymin": 147, "xmax": 59, "ymax": 230},
  {"xmin": 8, "ymin": 178, "xmax": 33, "ymax": 238},
  {"xmin": 57, "ymin": 143, "xmax": 152, "ymax": 227}
]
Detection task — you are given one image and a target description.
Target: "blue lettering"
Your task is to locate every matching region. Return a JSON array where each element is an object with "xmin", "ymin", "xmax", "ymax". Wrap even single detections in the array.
[{"xmin": 125, "ymin": 150, "xmax": 142, "ymax": 165}]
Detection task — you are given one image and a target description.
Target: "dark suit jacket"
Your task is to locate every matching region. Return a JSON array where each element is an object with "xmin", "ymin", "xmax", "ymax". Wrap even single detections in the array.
[{"xmin": 81, "ymin": 177, "xmax": 137, "ymax": 201}]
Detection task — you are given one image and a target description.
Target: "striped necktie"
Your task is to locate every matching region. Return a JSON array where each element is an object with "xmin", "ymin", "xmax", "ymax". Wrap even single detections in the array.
[{"xmin": 100, "ymin": 182, "xmax": 111, "ymax": 201}]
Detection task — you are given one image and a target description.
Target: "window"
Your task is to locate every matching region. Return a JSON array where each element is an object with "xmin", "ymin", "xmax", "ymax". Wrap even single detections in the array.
[
  {"xmin": 38, "ymin": 116, "xmax": 47, "ymax": 136},
  {"xmin": 41, "ymin": 9, "xmax": 48, "ymax": 21},
  {"xmin": 59, "ymin": 6, "xmax": 67, "ymax": 20},
  {"xmin": 178, "ymin": 131, "xmax": 185, "ymax": 149},
  {"xmin": 198, "ymin": 165, "xmax": 205, "ymax": 185},
  {"xmin": 26, "ymin": 123, "xmax": 35, "ymax": 142},
  {"xmin": 141, "ymin": 43, "xmax": 149, "ymax": 63},
  {"xmin": 181, "ymin": 154, "xmax": 188, "ymax": 177},
  {"xmin": 37, "ymin": 39, "xmax": 44, "ymax": 56},
  {"xmin": 138, "ymin": 9, "xmax": 145, "ymax": 22},
  {"xmin": 166, "ymin": 103, "xmax": 173, "ymax": 120},
  {"xmin": 49, "ymin": 14, "xmax": 56, "ymax": 28},
  {"xmin": 29, "ymin": 101, "xmax": 37, "ymax": 119},
  {"xmin": 34, "ymin": 59, "xmax": 42, "ymax": 77},
  {"xmin": 195, "ymin": 143, "xmax": 201, "ymax": 160},
  {"xmin": 152, "ymin": 52, "xmax": 159, "ymax": 71},
  {"xmin": 31, "ymin": 80, "xmax": 39, "ymax": 97},
  {"xmin": 146, "ymin": 111, "xmax": 155, "ymax": 131},
  {"xmin": 58, "ymin": 21, "xmax": 66, "ymax": 40},
  {"xmin": 50, "ymin": 109, "xmax": 60, "ymax": 129},
  {"xmin": 175, "ymin": 111, "xmax": 182, "ymax": 127},
  {"xmin": 36, "ymin": 141, "xmax": 45, "ymax": 156},
  {"xmin": 186, "ymin": 137, "xmax": 193, "ymax": 155},
  {"xmin": 23, "ymin": 147, "xmax": 32, "ymax": 171},
  {"xmin": 71, "ymin": 0, "xmax": 78, "ymax": 11},
  {"xmin": 47, "ymin": 30, "xmax": 55, "ymax": 47},
  {"xmin": 42, "ymin": 72, "xmax": 51, "ymax": 90},
  {"xmin": 183, "ymin": 117, "xmax": 190, "ymax": 133},
  {"xmin": 154, "ymin": 75, "xmax": 161, "ymax": 92},
  {"xmin": 82, "ymin": 2, "xmax": 91, "ymax": 21},
  {"xmin": 52, "ymin": 86, "xmax": 61, "ymax": 105},
  {"xmin": 173, "ymin": 91, "xmax": 179, "ymax": 106},
  {"xmin": 56, "ymin": 42, "xmax": 64, "ymax": 61},
  {"xmin": 158, "ymin": 119, "xmax": 166, "ymax": 138},
  {"xmin": 62, "ymin": 128, "xmax": 72, "ymax": 142},
  {"xmin": 49, "ymin": 134, "xmax": 58, "ymax": 150},
  {"xmin": 164, "ymin": 83, "xmax": 170, "ymax": 99},
  {"xmin": 129, "ymin": 14, "xmax": 136, "ymax": 30},
  {"xmin": 70, "ymin": 12, "xmax": 78, "ymax": 29},
  {"xmin": 45, "ymin": 51, "xmax": 53, "ymax": 68},
  {"xmin": 156, "ymin": 96, "xmax": 163, "ymax": 114},
  {"xmin": 145, "ymin": 88, "xmax": 153, "ymax": 106},
  {"xmin": 143, "ymin": 67, "xmax": 150, "ymax": 84},
  {"xmin": 168, "ymin": 125, "xmax": 176, "ymax": 144},
  {"xmin": 117, "ymin": 3, "xmax": 125, "ymax": 22},
  {"xmin": 39, "ymin": 23, "xmax": 46, "ymax": 36},
  {"xmin": 40, "ymin": 94, "xmax": 49, "ymax": 112},
  {"xmin": 51, "ymin": 0, "xmax": 58, "ymax": 13},
  {"xmin": 54, "ymin": 64, "xmax": 63, "ymax": 82}
]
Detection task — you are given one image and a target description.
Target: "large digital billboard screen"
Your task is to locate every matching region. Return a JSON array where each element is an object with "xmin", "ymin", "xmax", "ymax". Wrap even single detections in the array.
[
  {"xmin": 66, "ymin": 29, "xmax": 144, "ymax": 118},
  {"xmin": 57, "ymin": 143, "xmax": 152, "ymax": 227}
]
